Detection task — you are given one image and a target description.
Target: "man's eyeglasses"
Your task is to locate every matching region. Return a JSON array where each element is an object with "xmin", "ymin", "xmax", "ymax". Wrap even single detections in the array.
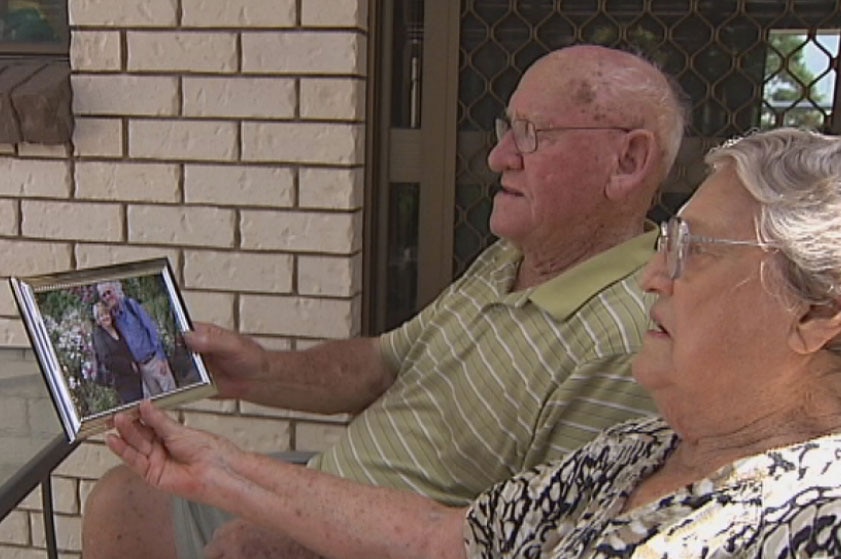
[
  {"xmin": 494, "ymin": 115, "xmax": 632, "ymax": 154},
  {"xmin": 656, "ymin": 216, "xmax": 778, "ymax": 280}
]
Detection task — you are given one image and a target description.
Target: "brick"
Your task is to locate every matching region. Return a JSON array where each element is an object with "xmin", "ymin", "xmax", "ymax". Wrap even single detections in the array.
[
  {"xmin": 182, "ymin": 0, "xmax": 296, "ymax": 27},
  {"xmin": 78, "ymin": 479, "xmax": 96, "ymax": 511},
  {"xmin": 9, "ymin": 62, "xmax": 73, "ymax": 145},
  {"xmin": 182, "ymin": 411, "xmax": 291, "ymax": 454},
  {"xmin": 75, "ymin": 162, "xmax": 179, "ymax": 203},
  {"xmin": 302, "ymin": 0, "xmax": 368, "ymax": 28},
  {"xmin": 0, "ymin": 144, "xmax": 14, "ymax": 154},
  {"xmin": 0, "ymin": 158, "xmax": 71, "ymax": 198},
  {"xmin": 129, "ymin": 120, "xmax": 238, "ymax": 161},
  {"xmin": 0, "ymin": 318, "xmax": 30, "ymax": 348},
  {"xmin": 16, "ymin": 144, "xmax": 70, "ymax": 158},
  {"xmin": 127, "ymin": 31, "xmax": 237, "ymax": 73},
  {"xmin": 299, "ymin": 167, "xmax": 363, "ymax": 209},
  {"xmin": 0, "ymin": 239, "xmax": 72, "ymax": 275},
  {"xmin": 184, "ymin": 250, "xmax": 293, "ymax": 293},
  {"xmin": 0, "ymin": 510, "xmax": 28, "ymax": 545},
  {"xmin": 0, "ymin": 323, "xmax": 29, "ymax": 347},
  {"xmin": 301, "ymin": 78, "xmax": 365, "ymax": 121},
  {"xmin": 68, "ymin": 0, "xmax": 177, "ymax": 26},
  {"xmin": 241, "ymin": 210, "xmax": 361, "ymax": 253},
  {"xmin": 70, "ymin": 31, "xmax": 121, "ymax": 71},
  {"xmin": 30, "ymin": 512, "xmax": 81, "ymax": 552},
  {"xmin": 183, "ymin": 77, "xmax": 295, "ymax": 119},
  {"xmin": 184, "ymin": 164, "xmax": 294, "ymax": 208},
  {"xmin": 22, "ymin": 201, "xmax": 122, "ymax": 242},
  {"xmin": 181, "ymin": 290, "xmax": 235, "ymax": 329},
  {"xmin": 250, "ymin": 336, "xmax": 292, "ymax": 351},
  {"xmin": 71, "ymin": 75, "xmax": 178, "ymax": 117},
  {"xmin": 0, "ymin": 287, "xmax": 20, "ymax": 316},
  {"xmin": 295, "ymin": 421, "xmax": 348, "ymax": 452},
  {"xmin": 18, "ymin": 486, "xmax": 40, "ymax": 510},
  {"xmin": 0, "ymin": 545, "xmax": 43, "ymax": 559},
  {"xmin": 50, "ymin": 477, "xmax": 79, "ymax": 515},
  {"xmin": 72, "ymin": 118, "xmax": 123, "ymax": 158},
  {"xmin": 0, "ymin": 199, "xmax": 18, "ymax": 235},
  {"xmin": 240, "ymin": 295, "xmax": 359, "ymax": 338},
  {"xmin": 55, "ymin": 442, "xmax": 120, "ymax": 479},
  {"xmin": 242, "ymin": 122, "xmax": 363, "ymax": 165},
  {"xmin": 177, "ymin": 398, "xmax": 237, "ymax": 414},
  {"xmin": 0, "ymin": 396, "xmax": 27, "ymax": 432},
  {"xmin": 298, "ymin": 254, "xmax": 361, "ymax": 297},
  {"xmin": 128, "ymin": 205, "xmax": 235, "ymax": 248},
  {"xmin": 75, "ymin": 244, "xmax": 180, "ymax": 269},
  {"xmin": 242, "ymin": 32, "xmax": 366, "ymax": 75}
]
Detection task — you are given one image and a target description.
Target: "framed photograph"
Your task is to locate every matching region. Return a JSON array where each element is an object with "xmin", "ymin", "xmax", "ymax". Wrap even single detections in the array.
[{"xmin": 9, "ymin": 258, "xmax": 216, "ymax": 442}]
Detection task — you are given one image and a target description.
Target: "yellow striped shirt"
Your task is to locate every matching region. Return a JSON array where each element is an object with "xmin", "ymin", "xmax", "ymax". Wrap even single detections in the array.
[{"xmin": 312, "ymin": 231, "xmax": 658, "ymax": 505}]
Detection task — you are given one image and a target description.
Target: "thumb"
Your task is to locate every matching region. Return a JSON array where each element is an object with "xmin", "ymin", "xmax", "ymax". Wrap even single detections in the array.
[
  {"xmin": 137, "ymin": 400, "xmax": 181, "ymax": 439},
  {"xmin": 183, "ymin": 322, "xmax": 212, "ymax": 351}
]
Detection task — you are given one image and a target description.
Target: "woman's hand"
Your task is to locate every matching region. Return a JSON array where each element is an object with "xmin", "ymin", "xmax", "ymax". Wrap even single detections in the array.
[{"xmin": 106, "ymin": 400, "xmax": 242, "ymax": 502}]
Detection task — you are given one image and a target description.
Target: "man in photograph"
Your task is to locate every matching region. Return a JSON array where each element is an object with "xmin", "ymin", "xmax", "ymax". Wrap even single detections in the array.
[{"xmin": 96, "ymin": 281, "xmax": 177, "ymax": 397}]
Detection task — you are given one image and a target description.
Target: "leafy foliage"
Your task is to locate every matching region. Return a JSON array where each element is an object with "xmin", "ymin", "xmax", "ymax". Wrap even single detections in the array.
[{"xmin": 762, "ymin": 34, "xmax": 830, "ymax": 129}]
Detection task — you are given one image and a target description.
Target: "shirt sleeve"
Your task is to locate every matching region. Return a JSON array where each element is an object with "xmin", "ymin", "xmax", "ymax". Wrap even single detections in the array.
[
  {"xmin": 127, "ymin": 298, "xmax": 163, "ymax": 355},
  {"xmin": 377, "ymin": 243, "xmax": 503, "ymax": 377}
]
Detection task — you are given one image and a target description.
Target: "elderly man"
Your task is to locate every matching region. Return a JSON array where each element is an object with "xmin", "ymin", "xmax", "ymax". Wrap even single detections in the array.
[
  {"xmin": 96, "ymin": 281, "xmax": 177, "ymax": 397},
  {"xmin": 83, "ymin": 44, "xmax": 688, "ymax": 559}
]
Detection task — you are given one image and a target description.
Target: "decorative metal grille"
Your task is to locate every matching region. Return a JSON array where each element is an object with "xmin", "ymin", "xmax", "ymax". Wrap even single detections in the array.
[{"xmin": 454, "ymin": 0, "xmax": 841, "ymax": 276}]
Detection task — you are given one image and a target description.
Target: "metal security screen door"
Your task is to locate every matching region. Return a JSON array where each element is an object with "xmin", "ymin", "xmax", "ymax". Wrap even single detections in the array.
[{"xmin": 368, "ymin": 0, "xmax": 841, "ymax": 333}]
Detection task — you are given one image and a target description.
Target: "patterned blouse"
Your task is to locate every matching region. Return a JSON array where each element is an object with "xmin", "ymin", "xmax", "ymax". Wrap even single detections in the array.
[{"xmin": 465, "ymin": 417, "xmax": 841, "ymax": 558}]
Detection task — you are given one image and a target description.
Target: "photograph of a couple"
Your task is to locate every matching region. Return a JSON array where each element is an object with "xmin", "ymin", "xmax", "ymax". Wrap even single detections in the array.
[{"xmin": 11, "ymin": 259, "xmax": 215, "ymax": 440}]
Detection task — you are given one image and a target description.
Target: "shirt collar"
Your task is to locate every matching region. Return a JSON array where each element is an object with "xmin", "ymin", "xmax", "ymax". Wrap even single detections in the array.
[{"xmin": 528, "ymin": 228, "xmax": 657, "ymax": 320}]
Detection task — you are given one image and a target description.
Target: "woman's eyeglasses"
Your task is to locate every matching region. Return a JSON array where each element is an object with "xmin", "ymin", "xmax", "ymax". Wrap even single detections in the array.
[{"xmin": 656, "ymin": 217, "xmax": 778, "ymax": 280}]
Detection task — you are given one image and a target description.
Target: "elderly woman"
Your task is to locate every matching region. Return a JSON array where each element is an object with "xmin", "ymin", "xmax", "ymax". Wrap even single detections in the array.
[
  {"xmin": 91, "ymin": 301, "xmax": 143, "ymax": 404},
  {"xmin": 107, "ymin": 127, "xmax": 841, "ymax": 557}
]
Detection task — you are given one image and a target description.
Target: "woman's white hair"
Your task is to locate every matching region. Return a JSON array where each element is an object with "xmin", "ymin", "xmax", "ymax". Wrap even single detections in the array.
[
  {"xmin": 705, "ymin": 127, "xmax": 841, "ymax": 309},
  {"xmin": 92, "ymin": 300, "xmax": 108, "ymax": 320}
]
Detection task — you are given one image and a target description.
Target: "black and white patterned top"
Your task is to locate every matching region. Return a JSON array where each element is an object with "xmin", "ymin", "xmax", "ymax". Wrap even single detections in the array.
[{"xmin": 465, "ymin": 416, "xmax": 841, "ymax": 558}]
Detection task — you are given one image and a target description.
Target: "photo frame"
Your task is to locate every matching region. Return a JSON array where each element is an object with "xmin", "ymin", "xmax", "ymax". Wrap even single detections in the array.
[{"xmin": 10, "ymin": 258, "xmax": 216, "ymax": 442}]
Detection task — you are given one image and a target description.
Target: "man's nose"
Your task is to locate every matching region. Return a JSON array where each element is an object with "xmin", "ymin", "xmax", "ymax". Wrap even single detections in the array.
[{"xmin": 487, "ymin": 132, "xmax": 522, "ymax": 173}]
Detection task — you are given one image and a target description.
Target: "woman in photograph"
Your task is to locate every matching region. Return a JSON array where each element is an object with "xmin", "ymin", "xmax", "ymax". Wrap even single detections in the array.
[{"xmin": 91, "ymin": 301, "xmax": 144, "ymax": 405}]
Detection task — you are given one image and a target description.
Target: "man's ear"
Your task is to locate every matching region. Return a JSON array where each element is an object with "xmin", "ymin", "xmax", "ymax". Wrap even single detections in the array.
[
  {"xmin": 789, "ymin": 301, "xmax": 841, "ymax": 355},
  {"xmin": 605, "ymin": 129, "xmax": 659, "ymax": 201}
]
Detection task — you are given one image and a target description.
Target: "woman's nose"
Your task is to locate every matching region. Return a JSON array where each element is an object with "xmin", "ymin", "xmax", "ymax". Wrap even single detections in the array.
[{"xmin": 639, "ymin": 246, "xmax": 673, "ymax": 294}]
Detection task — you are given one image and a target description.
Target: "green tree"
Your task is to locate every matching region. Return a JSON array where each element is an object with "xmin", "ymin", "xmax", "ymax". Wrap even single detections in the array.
[{"xmin": 763, "ymin": 34, "xmax": 829, "ymax": 129}]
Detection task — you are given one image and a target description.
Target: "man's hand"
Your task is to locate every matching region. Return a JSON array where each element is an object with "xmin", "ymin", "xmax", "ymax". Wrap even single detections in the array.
[
  {"xmin": 184, "ymin": 322, "xmax": 269, "ymax": 400},
  {"xmin": 106, "ymin": 400, "xmax": 241, "ymax": 503},
  {"xmin": 205, "ymin": 519, "xmax": 323, "ymax": 559}
]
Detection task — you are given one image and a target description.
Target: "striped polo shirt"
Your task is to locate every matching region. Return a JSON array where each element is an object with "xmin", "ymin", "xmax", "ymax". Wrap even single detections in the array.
[{"xmin": 311, "ymin": 231, "xmax": 658, "ymax": 506}]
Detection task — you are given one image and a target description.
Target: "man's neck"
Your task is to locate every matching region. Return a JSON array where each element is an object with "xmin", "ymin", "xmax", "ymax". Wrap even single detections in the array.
[{"xmin": 513, "ymin": 224, "xmax": 644, "ymax": 291}]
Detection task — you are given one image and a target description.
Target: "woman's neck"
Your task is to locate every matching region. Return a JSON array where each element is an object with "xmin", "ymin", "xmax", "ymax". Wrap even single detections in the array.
[{"xmin": 672, "ymin": 405, "xmax": 841, "ymax": 480}]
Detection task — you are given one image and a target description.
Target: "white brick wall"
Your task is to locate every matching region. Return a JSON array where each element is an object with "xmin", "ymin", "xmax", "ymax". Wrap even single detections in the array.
[{"xmin": 0, "ymin": 0, "xmax": 368, "ymax": 553}]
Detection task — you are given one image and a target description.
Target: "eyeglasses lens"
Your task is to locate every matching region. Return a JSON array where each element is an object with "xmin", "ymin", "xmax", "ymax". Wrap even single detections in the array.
[
  {"xmin": 666, "ymin": 219, "xmax": 686, "ymax": 280},
  {"xmin": 494, "ymin": 118, "xmax": 508, "ymax": 143}
]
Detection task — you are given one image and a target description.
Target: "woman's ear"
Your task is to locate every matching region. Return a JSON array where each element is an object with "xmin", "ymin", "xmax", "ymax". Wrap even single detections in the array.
[
  {"xmin": 789, "ymin": 301, "xmax": 841, "ymax": 355},
  {"xmin": 605, "ymin": 129, "xmax": 658, "ymax": 202}
]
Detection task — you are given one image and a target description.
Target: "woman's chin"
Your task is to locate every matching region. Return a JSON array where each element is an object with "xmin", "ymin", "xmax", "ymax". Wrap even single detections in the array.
[{"xmin": 631, "ymin": 354, "xmax": 672, "ymax": 390}]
